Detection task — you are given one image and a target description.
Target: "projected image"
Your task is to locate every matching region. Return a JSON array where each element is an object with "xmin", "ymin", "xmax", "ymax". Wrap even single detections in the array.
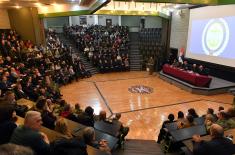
[
  {"xmin": 202, "ymin": 18, "xmax": 229, "ymax": 56},
  {"xmin": 186, "ymin": 5, "xmax": 235, "ymax": 68},
  {"xmin": 188, "ymin": 16, "xmax": 235, "ymax": 59}
]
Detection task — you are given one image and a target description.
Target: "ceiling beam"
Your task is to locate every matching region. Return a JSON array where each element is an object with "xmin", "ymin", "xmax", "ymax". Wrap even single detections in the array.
[{"xmin": 113, "ymin": 0, "xmax": 235, "ymax": 5}]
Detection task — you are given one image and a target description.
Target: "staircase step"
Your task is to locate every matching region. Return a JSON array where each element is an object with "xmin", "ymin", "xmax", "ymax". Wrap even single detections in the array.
[{"xmin": 58, "ymin": 34, "xmax": 99, "ymax": 75}]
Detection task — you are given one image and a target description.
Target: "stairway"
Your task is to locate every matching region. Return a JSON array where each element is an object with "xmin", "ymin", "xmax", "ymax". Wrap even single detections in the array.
[
  {"xmin": 129, "ymin": 32, "xmax": 143, "ymax": 71},
  {"xmin": 58, "ymin": 33, "xmax": 99, "ymax": 75},
  {"xmin": 113, "ymin": 139, "xmax": 166, "ymax": 155}
]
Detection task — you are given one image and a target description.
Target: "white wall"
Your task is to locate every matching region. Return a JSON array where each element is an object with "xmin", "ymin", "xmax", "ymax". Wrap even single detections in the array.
[
  {"xmin": 71, "ymin": 16, "xmax": 80, "ymax": 25},
  {"xmin": 0, "ymin": 9, "xmax": 11, "ymax": 29},
  {"xmin": 71, "ymin": 15, "xmax": 98, "ymax": 25},
  {"xmin": 98, "ymin": 15, "xmax": 119, "ymax": 26},
  {"xmin": 67, "ymin": 15, "xmax": 162, "ymax": 28},
  {"xmin": 145, "ymin": 16, "xmax": 162, "ymax": 28},
  {"xmin": 170, "ymin": 9, "xmax": 190, "ymax": 51}
]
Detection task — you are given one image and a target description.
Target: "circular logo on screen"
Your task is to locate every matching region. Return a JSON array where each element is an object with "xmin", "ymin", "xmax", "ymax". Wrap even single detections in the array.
[
  {"xmin": 202, "ymin": 18, "xmax": 229, "ymax": 56},
  {"xmin": 128, "ymin": 85, "xmax": 153, "ymax": 94}
]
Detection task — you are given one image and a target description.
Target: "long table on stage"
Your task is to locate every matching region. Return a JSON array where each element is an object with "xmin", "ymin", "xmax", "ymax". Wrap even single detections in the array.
[{"xmin": 162, "ymin": 64, "xmax": 212, "ymax": 87}]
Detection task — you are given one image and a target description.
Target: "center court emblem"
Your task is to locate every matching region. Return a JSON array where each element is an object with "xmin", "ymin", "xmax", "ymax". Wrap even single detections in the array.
[
  {"xmin": 128, "ymin": 85, "xmax": 153, "ymax": 94},
  {"xmin": 202, "ymin": 18, "xmax": 229, "ymax": 56}
]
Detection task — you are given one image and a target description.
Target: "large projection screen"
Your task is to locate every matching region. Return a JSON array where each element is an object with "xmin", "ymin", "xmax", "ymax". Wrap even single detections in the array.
[{"xmin": 186, "ymin": 5, "xmax": 235, "ymax": 68}]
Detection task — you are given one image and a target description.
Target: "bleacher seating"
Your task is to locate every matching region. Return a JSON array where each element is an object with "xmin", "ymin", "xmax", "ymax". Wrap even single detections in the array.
[{"xmin": 64, "ymin": 25, "xmax": 130, "ymax": 73}]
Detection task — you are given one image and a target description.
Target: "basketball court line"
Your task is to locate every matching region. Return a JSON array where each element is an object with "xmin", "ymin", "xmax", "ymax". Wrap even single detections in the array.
[
  {"xmin": 202, "ymin": 99, "xmax": 232, "ymax": 105},
  {"xmin": 82, "ymin": 74, "xmax": 157, "ymax": 83},
  {"xmin": 114, "ymin": 99, "xmax": 232, "ymax": 114},
  {"xmin": 93, "ymin": 82, "xmax": 114, "ymax": 115},
  {"xmin": 90, "ymin": 76, "xmax": 232, "ymax": 117}
]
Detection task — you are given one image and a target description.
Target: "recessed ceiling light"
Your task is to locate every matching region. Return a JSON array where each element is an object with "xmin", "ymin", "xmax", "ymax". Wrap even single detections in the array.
[
  {"xmin": 51, "ymin": 3, "xmax": 57, "ymax": 6},
  {"xmin": 35, "ymin": 2, "xmax": 42, "ymax": 7}
]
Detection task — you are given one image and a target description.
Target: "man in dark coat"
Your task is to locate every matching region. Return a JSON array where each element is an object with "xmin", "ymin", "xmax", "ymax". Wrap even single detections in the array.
[{"xmin": 193, "ymin": 124, "xmax": 235, "ymax": 155}]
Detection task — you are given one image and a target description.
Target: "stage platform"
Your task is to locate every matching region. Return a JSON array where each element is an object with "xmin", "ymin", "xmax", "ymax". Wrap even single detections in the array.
[{"xmin": 159, "ymin": 71, "xmax": 235, "ymax": 95}]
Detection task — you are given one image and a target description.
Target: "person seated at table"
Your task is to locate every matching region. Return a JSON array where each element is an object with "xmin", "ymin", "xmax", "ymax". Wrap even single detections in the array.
[
  {"xmin": 77, "ymin": 106, "xmax": 95, "ymax": 127},
  {"xmin": 226, "ymin": 107, "xmax": 235, "ymax": 118},
  {"xmin": 0, "ymin": 143, "xmax": 34, "ymax": 155},
  {"xmin": 202, "ymin": 108, "xmax": 217, "ymax": 122},
  {"xmin": 60, "ymin": 103, "xmax": 79, "ymax": 122},
  {"xmin": 204, "ymin": 114, "xmax": 216, "ymax": 133},
  {"xmin": 216, "ymin": 111, "xmax": 235, "ymax": 131},
  {"xmin": 157, "ymin": 114, "xmax": 175, "ymax": 143},
  {"xmin": 50, "ymin": 128, "xmax": 88, "ymax": 155},
  {"xmin": 74, "ymin": 103, "xmax": 83, "ymax": 115},
  {"xmin": 197, "ymin": 65, "xmax": 209, "ymax": 76},
  {"xmin": 34, "ymin": 98, "xmax": 57, "ymax": 129},
  {"xmin": 10, "ymin": 111, "xmax": 50, "ymax": 155},
  {"xmin": 55, "ymin": 117, "xmax": 73, "ymax": 139},
  {"xmin": 176, "ymin": 111, "xmax": 187, "ymax": 128},
  {"xmin": 171, "ymin": 59, "xmax": 179, "ymax": 67},
  {"xmin": 182, "ymin": 61, "xmax": 191, "ymax": 71},
  {"xmin": 113, "ymin": 113, "xmax": 129, "ymax": 141},
  {"xmin": 96, "ymin": 110, "xmax": 109, "ymax": 122},
  {"xmin": 218, "ymin": 106, "xmax": 224, "ymax": 112},
  {"xmin": 0, "ymin": 101, "xmax": 17, "ymax": 145},
  {"xmin": 81, "ymin": 127, "xmax": 111, "ymax": 154},
  {"xmin": 191, "ymin": 64, "xmax": 198, "ymax": 73},
  {"xmin": 14, "ymin": 83, "xmax": 29, "ymax": 100},
  {"xmin": 188, "ymin": 108, "xmax": 199, "ymax": 118},
  {"xmin": 179, "ymin": 115, "xmax": 196, "ymax": 129},
  {"xmin": 192, "ymin": 124, "xmax": 235, "ymax": 155}
]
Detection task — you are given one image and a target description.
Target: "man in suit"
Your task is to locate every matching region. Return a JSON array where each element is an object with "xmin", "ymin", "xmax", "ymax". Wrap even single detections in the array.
[
  {"xmin": 10, "ymin": 111, "xmax": 50, "ymax": 155},
  {"xmin": 193, "ymin": 124, "xmax": 235, "ymax": 155}
]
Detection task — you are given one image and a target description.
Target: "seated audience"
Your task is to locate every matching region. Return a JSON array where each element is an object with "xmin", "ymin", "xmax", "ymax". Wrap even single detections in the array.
[
  {"xmin": 0, "ymin": 143, "xmax": 34, "ymax": 155},
  {"xmin": 0, "ymin": 100, "xmax": 17, "ymax": 144},
  {"xmin": 64, "ymin": 25, "xmax": 129, "ymax": 73},
  {"xmin": 216, "ymin": 111, "xmax": 235, "ymax": 130},
  {"xmin": 74, "ymin": 103, "xmax": 83, "ymax": 115},
  {"xmin": 157, "ymin": 114, "xmax": 175, "ymax": 143},
  {"xmin": 96, "ymin": 110, "xmax": 108, "ymax": 122},
  {"xmin": 77, "ymin": 106, "xmax": 95, "ymax": 127},
  {"xmin": 204, "ymin": 114, "xmax": 216, "ymax": 132},
  {"xmin": 55, "ymin": 117, "xmax": 73, "ymax": 139},
  {"xmin": 193, "ymin": 124, "xmax": 235, "ymax": 155},
  {"xmin": 179, "ymin": 115, "xmax": 195, "ymax": 129},
  {"xmin": 218, "ymin": 106, "xmax": 224, "ymax": 112},
  {"xmin": 34, "ymin": 98, "xmax": 57, "ymax": 129},
  {"xmin": 80, "ymin": 127, "xmax": 111, "ymax": 154},
  {"xmin": 188, "ymin": 108, "xmax": 199, "ymax": 118},
  {"xmin": 113, "ymin": 113, "xmax": 129, "ymax": 142},
  {"xmin": 176, "ymin": 111, "xmax": 186, "ymax": 128},
  {"xmin": 10, "ymin": 111, "xmax": 50, "ymax": 155},
  {"xmin": 226, "ymin": 107, "xmax": 235, "ymax": 118},
  {"xmin": 202, "ymin": 108, "xmax": 217, "ymax": 122}
]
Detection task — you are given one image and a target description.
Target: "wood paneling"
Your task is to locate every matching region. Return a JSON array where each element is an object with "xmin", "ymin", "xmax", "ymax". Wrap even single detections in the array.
[{"xmin": 0, "ymin": 9, "xmax": 11, "ymax": 29}]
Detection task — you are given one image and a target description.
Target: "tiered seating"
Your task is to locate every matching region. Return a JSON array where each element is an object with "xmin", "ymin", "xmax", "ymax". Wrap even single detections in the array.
[
  {"xmin": 64, "ymin": 25, "xmax": 130, "ymax": 73},
  {"xmin": 139, "ymin": 28, "xmax": 163, "ymax": 60},
  {"xmin": 158, "ymin": 107, "xmax": 235, "ymax": 154},
  {"xmin": 0, "ymin": 29, "xmax": 127, "ymax": 154}
]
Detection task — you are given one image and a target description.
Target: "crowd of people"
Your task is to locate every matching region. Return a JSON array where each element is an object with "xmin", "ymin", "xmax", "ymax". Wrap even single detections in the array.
[
  {"xmin": 64, "ymin": 25, "xmax": 130, "ymax": 73},
  {"xmin": 157, "ymin": 106, "xmax": 235, "ymax": 154},
  {"xmin": 0, "ymin": 29, "xmax": 91, "ymax": 102},
  {"xmin": 168, "ymin": 53, "xmax": 210, "ymax": 76},
  {"xmin": 0, "ymin": 29, "xmax": 130, "ymax": 155}
]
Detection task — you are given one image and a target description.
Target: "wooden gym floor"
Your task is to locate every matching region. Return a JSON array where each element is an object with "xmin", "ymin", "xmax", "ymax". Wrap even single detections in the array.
[{"xmin": 60, "ymin": 72, "xmax": 233, "ymax": 140}]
